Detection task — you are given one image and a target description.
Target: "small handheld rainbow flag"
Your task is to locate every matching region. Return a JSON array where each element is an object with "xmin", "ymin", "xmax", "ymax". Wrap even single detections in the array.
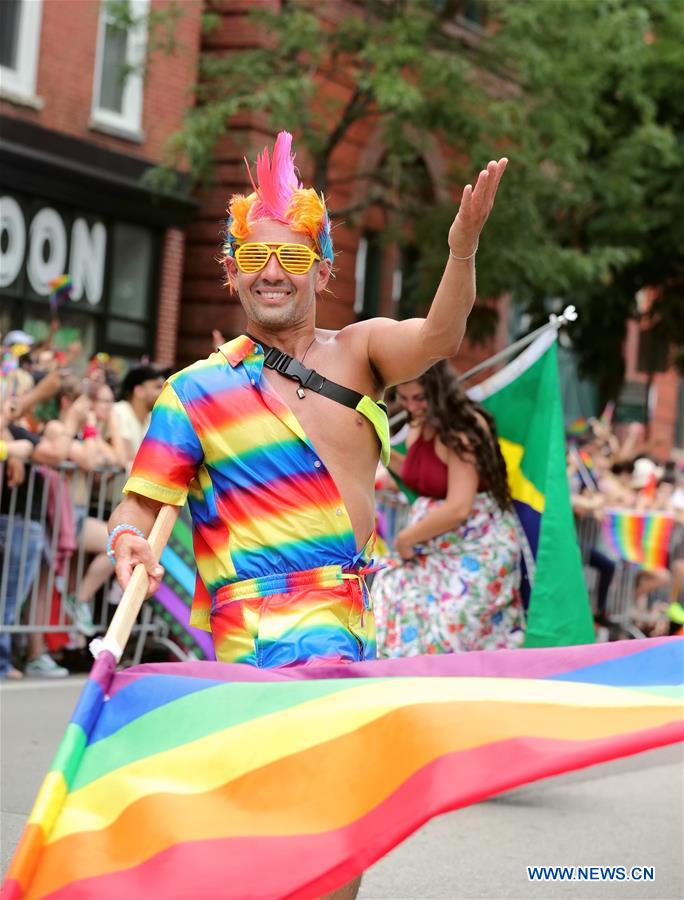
[
  {"xmin": 48, "ymin": 274, "xmax": 72, "ymax": 314},
  {"xmin": 602, "ymin": 509, "xmax": 674, "ymax": 569},
  {"xmin": 567, "ymin": 416, "xmax": 589, "ymax": 435}
]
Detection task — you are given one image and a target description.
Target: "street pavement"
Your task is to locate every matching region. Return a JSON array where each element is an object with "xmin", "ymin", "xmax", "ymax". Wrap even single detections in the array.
[{"xmin": 1, "ymin": 677, "xmax": 682, "ymax": 899}]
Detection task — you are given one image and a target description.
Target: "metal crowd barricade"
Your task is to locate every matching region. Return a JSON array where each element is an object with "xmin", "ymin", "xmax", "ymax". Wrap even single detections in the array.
[
  {"xmin": 0, "ymin": 460, "xmax": 159, "ymax": 665},
  {"xmin": 375, "ymin": 489, "xmax": 411, "ymax": 547},
  {"xmin": 572, "ymin": 515, "xmax": 645, "ymax": 637},
  {"xmin": 575, "ymin": 512, "xmax": 683, "ymax": 638}
]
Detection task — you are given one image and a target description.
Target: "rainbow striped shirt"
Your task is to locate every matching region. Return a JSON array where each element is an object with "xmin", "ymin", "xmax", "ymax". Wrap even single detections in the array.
[{"xmin": 124, "ymin": 335, "xmax": 372, "ymax": 638}]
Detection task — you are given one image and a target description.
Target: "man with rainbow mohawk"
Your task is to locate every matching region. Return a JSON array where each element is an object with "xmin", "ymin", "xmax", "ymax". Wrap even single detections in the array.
[
  {"xmin": 110, "ymin": 137, "xmax": 503, "ymax": 622},
  {"xmin": 224, "ymin": 131, "xmax": 334, "ymax": 275},
  {"xmin": 109, "ymin": 128, "xmax": 506, "ymax": 898}
]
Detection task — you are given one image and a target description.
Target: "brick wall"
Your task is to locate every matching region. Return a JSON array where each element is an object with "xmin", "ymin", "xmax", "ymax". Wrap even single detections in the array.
[
  {"xmin": 1, "ymin": 0, "xmax": 203, "ymax": 167},
  {"xmin": 155, "ymin": 227, "xmax": 185, "ymax": 365},
  {"xmin": 650, "ymin": 371, "xmax": 680, "ymax": 461}
]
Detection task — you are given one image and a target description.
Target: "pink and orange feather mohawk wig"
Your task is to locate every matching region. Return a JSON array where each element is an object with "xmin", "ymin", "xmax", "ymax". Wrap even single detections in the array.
[{"xmin": 223, "ymin": 132, "xmax": 334, "ymax": 268}]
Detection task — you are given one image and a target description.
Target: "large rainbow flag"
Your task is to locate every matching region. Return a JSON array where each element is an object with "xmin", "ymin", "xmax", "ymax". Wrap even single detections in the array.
[
  {"xmin": 4, "ymin": 638, "xmax": 682, "ymax": 899},
  {"xmin": 601, "ymin": 509, "xmax": 675, "ymax": 570}
]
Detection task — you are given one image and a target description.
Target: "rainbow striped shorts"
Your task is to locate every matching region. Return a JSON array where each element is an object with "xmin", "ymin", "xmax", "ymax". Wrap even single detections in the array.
[{"xmin": 210, "ymin": 565, "xmax": 377, "ymax": 668}]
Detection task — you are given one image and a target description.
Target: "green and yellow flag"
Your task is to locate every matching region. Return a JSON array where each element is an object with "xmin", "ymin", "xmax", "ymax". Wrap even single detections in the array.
[{"xmin": 468, "ymin": 330, "xmax": 594, "ymax": 647}]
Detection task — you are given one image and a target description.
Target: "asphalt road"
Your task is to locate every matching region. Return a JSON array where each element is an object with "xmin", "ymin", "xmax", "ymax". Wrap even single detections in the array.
[{"xmin": 1, "ymin": 677, "xmax": 682, "ymax": 900}]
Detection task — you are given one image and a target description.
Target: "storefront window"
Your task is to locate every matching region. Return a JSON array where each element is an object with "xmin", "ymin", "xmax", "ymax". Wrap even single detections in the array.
[
  {"xmin": 23, "ymin": 312, "xmax": 97, "ymax": 364},
  {"xmin": 109, "ymin": 223, "xmax": 152, "ymax": 319},
  {"xmin": 106, "ymin": 318, "xmax": 147, "ymax": 348},
  {"xmin": 1, "ymin": 192, "xmax": 159, "ymax": 360}
]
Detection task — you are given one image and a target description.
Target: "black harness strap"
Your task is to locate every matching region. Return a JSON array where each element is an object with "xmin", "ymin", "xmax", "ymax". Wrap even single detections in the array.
[{"xmin": 244, "ymin": 334, "xmax": 363, "ymax": 409}]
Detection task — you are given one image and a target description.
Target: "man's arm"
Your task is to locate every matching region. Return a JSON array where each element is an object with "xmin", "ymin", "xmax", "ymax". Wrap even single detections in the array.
[
  {"xmin": 109, "ymin": 492, "xmax": 167, "ymax": 597},
  {"xmin": 107, "ymin": 380, "xmax": 203, "ymax": 597},
  {"xmin": 366, "ymin": 159, "xmax": 507, "ymax": 387}
]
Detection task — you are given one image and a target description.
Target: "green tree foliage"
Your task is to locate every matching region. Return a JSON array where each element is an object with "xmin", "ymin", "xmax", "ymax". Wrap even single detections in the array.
[
  {"xmin": 466, "ymin": 0, "xmax": 684, "ymax": 397},
  {"xmin": 162, "ymin": 0, "xmax": 475, "ymax": 198},
  {"xmin": 154, "ymin": 0, "xmax": 683, "ymax": 397}
]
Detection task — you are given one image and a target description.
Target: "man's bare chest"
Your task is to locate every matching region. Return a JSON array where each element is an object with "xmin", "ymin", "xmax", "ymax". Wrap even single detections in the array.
[{"xmin": 263, "ymin": 371, "xmax": 381, "ymax": 467}]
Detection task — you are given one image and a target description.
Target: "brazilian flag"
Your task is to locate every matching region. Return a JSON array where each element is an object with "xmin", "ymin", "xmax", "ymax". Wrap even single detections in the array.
[{"xmin": 468, "ymin": 330, "xmax": 594, "ymax": 648}]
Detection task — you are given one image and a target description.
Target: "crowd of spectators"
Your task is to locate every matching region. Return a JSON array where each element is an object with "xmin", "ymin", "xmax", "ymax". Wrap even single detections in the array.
[
  {"xmin": 0, "ymin": 326, "xmax": 168, "ymax": 679},
  {"xmin": 567, "ymin": 414, "xmax": 684, "ymax": 636}
]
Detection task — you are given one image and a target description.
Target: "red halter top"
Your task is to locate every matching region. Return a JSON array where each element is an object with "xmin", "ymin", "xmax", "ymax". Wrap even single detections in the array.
[
  {"xmin": 401, "ymin": 432, "xmax": 490, "ymax": 499},
  {"xmin": 401, "ymin": 433, "xmax": 448, "ymax": 499}
]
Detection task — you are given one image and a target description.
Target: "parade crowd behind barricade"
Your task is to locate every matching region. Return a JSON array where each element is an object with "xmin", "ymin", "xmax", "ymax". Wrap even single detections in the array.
[
  {"xmin": 0, "ymin": 325, "xmax": 168, "ymax": 680},
  {"xmin": 566, "ymin": 410, "xmax": 684, "ymax": 638}
]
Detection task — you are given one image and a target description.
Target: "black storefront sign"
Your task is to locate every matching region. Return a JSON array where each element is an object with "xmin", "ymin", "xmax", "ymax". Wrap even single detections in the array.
[{"xmin": 0, "ymin": 114, "xmax": 195, "ymax": 359}]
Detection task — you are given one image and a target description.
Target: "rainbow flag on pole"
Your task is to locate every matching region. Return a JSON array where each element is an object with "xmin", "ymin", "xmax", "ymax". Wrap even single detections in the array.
[
  {"xmin": 601, "ymin": 509, "xmax": 674, "ymax": 570},
  {"xmin": 4, "ymin": 638, "xmax": 683, "ymax": 899}
]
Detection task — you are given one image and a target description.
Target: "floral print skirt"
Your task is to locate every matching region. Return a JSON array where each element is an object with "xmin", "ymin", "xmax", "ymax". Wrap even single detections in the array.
[{"xmin": 372, "ymin": 492, "xmax": 525, "ymax": 656}]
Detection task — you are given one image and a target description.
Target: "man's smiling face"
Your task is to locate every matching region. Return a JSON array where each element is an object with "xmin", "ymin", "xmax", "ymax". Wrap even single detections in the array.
[{"xmin": 227, "ymin": 220, "xmax": 331, "ymax": 332}]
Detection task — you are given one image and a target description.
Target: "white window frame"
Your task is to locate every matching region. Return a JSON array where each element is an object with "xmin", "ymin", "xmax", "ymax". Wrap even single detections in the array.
[
  {"xmin": 90, "ymin": 0, "xmax": 149, "ymax": 140},
  {"xmin": 0, "ymin": 0, "xmax": 43, "ymax": 106}
]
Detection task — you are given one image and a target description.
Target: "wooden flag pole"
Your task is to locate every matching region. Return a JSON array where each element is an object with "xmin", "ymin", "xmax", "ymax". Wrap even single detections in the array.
[{"xmin": 94, "ymin": 504, "xmax": 180, "ymax": 662}]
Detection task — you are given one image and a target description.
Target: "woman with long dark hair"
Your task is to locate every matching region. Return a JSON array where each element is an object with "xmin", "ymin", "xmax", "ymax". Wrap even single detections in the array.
[{"xmin": 373, "ymin": 360, "xmax": 525, "ymax": 655}]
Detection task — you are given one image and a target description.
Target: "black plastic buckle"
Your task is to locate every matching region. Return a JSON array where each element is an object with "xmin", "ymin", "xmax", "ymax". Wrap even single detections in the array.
[
  {"xmin": 282, "ymin": 357, "xmax": 325, "ymax": 391},
  {"xmin": 263, "ymin": 347, "xmax": 290, "ymax": 373},
  {"xmin": 262, "ymin": 346, "xmax": 325, "ymax": 392}
]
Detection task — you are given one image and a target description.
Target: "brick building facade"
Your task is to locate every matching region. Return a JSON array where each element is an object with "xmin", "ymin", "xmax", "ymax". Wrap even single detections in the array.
[
  {"xmin": 5, "ymin": 1, "xmax": 676, "ymax": 451},
  {"xmin": 174, "ymin": 2, "xmax": 680, "ymax": 455},
  {"xmin": 0, "ymin": 0, "xmax": 203, "ymax": 365}
]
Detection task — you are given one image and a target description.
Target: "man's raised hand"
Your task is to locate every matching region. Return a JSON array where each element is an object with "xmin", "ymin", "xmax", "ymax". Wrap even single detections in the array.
[{"xmin": 449, "ymin": 159, "xmax": 508, "ymax": 258}]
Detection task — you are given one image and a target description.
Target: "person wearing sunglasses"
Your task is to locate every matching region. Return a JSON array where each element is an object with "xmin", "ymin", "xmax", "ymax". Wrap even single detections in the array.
[
  {"xmin": 110, "ymin": 125, "xmax": 505, "ymax": 656},
  {"xmin": 108, "ymin": 129, "xmax": 505, "ymax": 897}
]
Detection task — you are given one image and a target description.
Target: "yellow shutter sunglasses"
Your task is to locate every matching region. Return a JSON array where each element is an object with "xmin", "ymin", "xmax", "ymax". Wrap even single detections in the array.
[{"xmin": 234, "ymin": 242, "xmax": 321, "ymax": 275}]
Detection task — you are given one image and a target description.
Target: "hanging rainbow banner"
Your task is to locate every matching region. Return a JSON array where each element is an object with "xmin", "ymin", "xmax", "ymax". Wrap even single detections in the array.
[
  {"xmin": 156, "ymin": 509, "xmax": 214, "ymax": 660},
  {"xmin": 601, "ymin": 509, "xmax": 675, "ymax": 570}
]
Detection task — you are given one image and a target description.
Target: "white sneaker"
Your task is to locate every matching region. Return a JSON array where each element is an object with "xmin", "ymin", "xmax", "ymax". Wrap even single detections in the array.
[
  {"xmin": 63, "ymin": 595, "xmax": 97, "ymax": 636},
  {"xmin": 24, "ymin": 653, "xmax": 69, "ymax": 678}
]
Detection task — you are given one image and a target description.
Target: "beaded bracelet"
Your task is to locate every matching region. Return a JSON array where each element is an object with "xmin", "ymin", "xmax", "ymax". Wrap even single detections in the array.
[{"xmin": 106, "ymin": 523, "xmax": 146, "ymax": 565}]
